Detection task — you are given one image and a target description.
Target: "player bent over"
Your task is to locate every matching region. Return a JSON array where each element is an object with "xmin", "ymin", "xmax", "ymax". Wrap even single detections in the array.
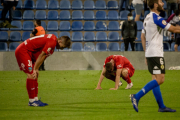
[
  {"xmin": 95, "ymin": 55, "xmax": 135, "ymax": 90},
  {"xmin": 15, "ymin": 34, "xmax": 71, "ymax": 106}
]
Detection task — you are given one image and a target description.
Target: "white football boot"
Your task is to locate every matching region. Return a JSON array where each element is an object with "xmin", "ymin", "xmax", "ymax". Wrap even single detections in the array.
[
  {"xmin": 118, "ymin": 81, "xmax": 123, "ymax": 88},
  {"xmin": 125, "ymin": 82, "xmax": 133, "ymax": 89}
]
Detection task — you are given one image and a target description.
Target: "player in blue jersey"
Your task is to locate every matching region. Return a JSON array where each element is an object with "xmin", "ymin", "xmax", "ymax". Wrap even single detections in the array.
[{"xmin": 130, "ymin": 0, "xmax": 180, "ymax": 112}]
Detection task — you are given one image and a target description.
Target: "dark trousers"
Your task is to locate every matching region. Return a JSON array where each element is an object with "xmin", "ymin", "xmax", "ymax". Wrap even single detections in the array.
[
  {"xmin": 167, "ymin": 3, "xmax": 178, "ymax": 17},
  {"xmin": 124, "ymin": 38, "xmax": 135, "ymax": 51},
  {"xmin": 119, "ymin": 0, "xmax": 129, "ymax": 14}
]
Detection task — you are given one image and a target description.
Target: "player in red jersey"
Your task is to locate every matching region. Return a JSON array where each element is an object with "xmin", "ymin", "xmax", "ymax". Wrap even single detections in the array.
[
  {"xmin": 95, "ymin": 55, "xmax": 135, "ymax": 90},
  {"xmin": 15, "ymin": 34, "xmax": 71, "ymax": 106}
]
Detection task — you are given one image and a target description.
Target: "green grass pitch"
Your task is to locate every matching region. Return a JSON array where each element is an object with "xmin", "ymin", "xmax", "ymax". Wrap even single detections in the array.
[{"xmin": 0, "ymin": 70, "xmax": 180, "ymax": 120}]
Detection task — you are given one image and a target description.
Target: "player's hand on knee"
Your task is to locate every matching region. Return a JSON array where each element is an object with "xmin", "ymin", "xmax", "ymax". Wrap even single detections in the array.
[{"xmin": 32, "ymin": 70, "xmax": 39, "ymax": 79}]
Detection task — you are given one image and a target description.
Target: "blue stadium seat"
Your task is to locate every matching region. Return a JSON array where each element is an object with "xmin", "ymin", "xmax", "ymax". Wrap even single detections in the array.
[
  {"xmin": 0, "ymin": 42, "xmax": 8, "ymax": 51},
  {"xmin": 84, "ymin": 0, "xmax": 95, "ymax": 10},
  {"xmin": 163, "ymin": 43, "xmax": 170, "ymax": 51},
  {"xmin": 136, "ymin": 31, "xmax": 141, "ymax": 41},
  {"xmin": 171, "ymin": 42, "xmax": 180, "ymax": 51},
  {"xmin": 120, "ymin": 43, "xmax": 132, "ymax": 51},
  {"xmin": 108, "ymin": 32, "xmax": 119, "ymax": 42},
  {"xmin": 71, "ymin": 43, "xmax": 83, "ymax": 51},
  {"xmin": 132, "ymin": 10, "xmax": 144, "ymax": 20},
  {"xmin": 95, "ymin": 0, "xmax": 106, "ymax": 10},
  {"xmin": 23, "ymin": 21, "xmax": 34, "ymax": 31},
  {"xmin": 135, "ymin": 43, "xmax": 143, "ymax": 51},
  {"xmin": 60, "ymin": 0, "xmax": 71, "ymax": 10},
  {"xmin": 84, "ymin": 32, "xmax": 95, "ymax": 42},
  {"xmin": 72, "ymin": 21, "xmax": 83, "ymax": 31},
  {"xmin": 23, "ymin": 10, "xmax": 34, "ymax": 20},
  {"xmin": 107, "ymin": 11, "xmax": 119, "ymax": 20},
  {"xmin": 72, "ymin": 32, "xmax": 83, "ymax": 42},
  {"xmin": 47, "ymin": 21, "xmax": 58, "ymax": 31},
  {"xmin": 9, "ymin": 42, "xmax": 20, "ymax": 51},
  {"xmin": 59, "ymin": 11, "xmax": 71, "ymax": 20},
  {"xmin": 36, "ymin": 0, "xmax": 47, "ymax": 9},
  {"xmin": 59, "ymin": 21, "xmax": 71, "ymax": 31},
  {"xmin": 84, "ymin": 21, "xmax": 95, "ymax": 31},
  {"xmin": 10, "ymin": 21, "xmax": 22, "ymax": 31},
  {"xmin": 47, "ymin": 32, "xmax": 58, "ymax": 38},
  {"xmin": 136, "ymin": 21, "xmax": 143, "ymax": 31},
  {"xmin": 13, "ymin": 10, "xmax": 22, "ymax": 20},
  {"xmin": 84, "ymin": 11, "xmax": 95, "ymax": 20},
  {"xmin": 24, "ymin": 0, "xmax": 35, "ymax": 9},
  {"xmin": 47, "ymin": 11, "xmax": 58, "ymax": 20},
  {"xmin": 10, "ymin": 32, "xmax": 21, "ymax": 42},
  {"xmin": 108, "ymin": 21, "xmax": 119, "ymax": 31},
  {"xmin": 59, "ymin": 32, "xmax": 70, "ymax": 38},
  {"xmin": 84, "ymin": 42, "xmax": 95, "ymax": 51},
  {"xmin": 144, "ymin": 10, "xmax": 150, "ymax": 19},
  {"xmin": 41, "ymin": 21, "xmax": 46, "ymax": 30},
  {"xmin": 48, "ymin": 0, "xmax": 59, "ymax": 10},
  {"xmin": 96, "ymin": 32, "xmax": 107, "ymax": 41},
  {"xmin": 0, "ymin": 31, "xmax": 8, "ymax": 42},
  {"xmin": 59, "ymin": 47, "xmax": 71, "ymax": 52},
  {"xmin": 72, "ymin": 11, "xmax": 83, "ymax": 20},
  {"xmin": 107, "ymin": 1, "xmax": 118, "ymax": 10},
  {"xmin": 16, "ymin": 0, "xmax": 23, "ymax": 9},
  {"xmin": 108, "ymin": 42, "xmax": 120, "ymax": 51},
  {"xmin": 96, "ymin": 11, "xmax": 106, "ymax": 20},
  {"xmin": 22, "ymin": 31, "xmax": 31, "ymax": 41},
  {"xmin": 96, "ymin": 43, "xmax": 107, "ymax": 51},
  {"xmin": 72, "ymin": 0, "xmax": 83, "ymax": 10},
  {"xmin": 119, "ymin": 10, "xmax": 130, "ymax": 20},
  {"xmin": 96, "ymin": 21, "xmax": 107, "ymax": 31},
  {"xmin": 35, "ymin": 10, "xmax": 46, "ymax": 20}
]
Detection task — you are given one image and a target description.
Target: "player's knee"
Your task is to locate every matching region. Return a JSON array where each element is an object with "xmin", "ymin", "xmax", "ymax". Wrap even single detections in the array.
[
  {"xmin": 156, "ymin": 74, "xmax": 165, "ymax": 85},
  {"xmin": 26, "ymin": 73, "xmax": 34, "ymax": 79},
  {"xmin": 122, "ymin": 68, "xmax": 128, "ymax": 78}
]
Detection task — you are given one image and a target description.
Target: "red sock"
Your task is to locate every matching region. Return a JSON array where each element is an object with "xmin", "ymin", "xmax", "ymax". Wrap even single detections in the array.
[
  {"xmin": 34, "ymin": 79, "xmax": 38, "ymax": 97},
  {"xmin": 26, "ymin": 78, "xmax": 35, "ymax": 99},
  {"xmin": 125, "ymin": 77, "xmax": 132, "ymax": 84}
]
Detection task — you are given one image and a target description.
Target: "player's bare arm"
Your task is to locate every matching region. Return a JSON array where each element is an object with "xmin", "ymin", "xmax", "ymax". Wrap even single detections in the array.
[
  {"xmin": 95, "ymin": 67, "xmax": 106, "ymax": 90},
  {"xmin": 110, "ymin": 69, "xmax": 122, "ymax": 90},
  {"xmin": 141, "ymin": 33, "xmax": 146, "ymax": 51},
  {"xmin": 168, "ymin": 25, "xmax": 180, "ymax": 34}
]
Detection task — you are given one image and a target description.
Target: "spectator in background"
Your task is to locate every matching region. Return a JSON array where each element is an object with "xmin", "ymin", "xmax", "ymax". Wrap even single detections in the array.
[
  {"xmin": 175, "ymin": 22, "xmax": 180, "ymax": 51},
  {"xmin": 132, "ymin": 0, "xmax": 144, "ymax": 21},
  {"xmin": 119, "ymin": 0, "xmax": 129, "ymax": 15},
  {"xmin": 166, "ymin": 0, "xmax": 178, "ymax": 17},
  {"xmin": 167, "ymin": 10, "xmax": 180, "ymax": 26},
  {"xmin": 121, "ymin": 13, "xmax": 137, "ymax": 51}
]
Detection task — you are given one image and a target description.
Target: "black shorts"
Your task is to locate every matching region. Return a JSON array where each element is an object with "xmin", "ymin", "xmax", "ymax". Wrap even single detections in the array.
[
  {"xmin": 146, "ymin": 57, "xmax": 165, "ymax": 75},
  {"xmin": 175, "ymin": 38, "xmax": 180, "ymax": 46}
]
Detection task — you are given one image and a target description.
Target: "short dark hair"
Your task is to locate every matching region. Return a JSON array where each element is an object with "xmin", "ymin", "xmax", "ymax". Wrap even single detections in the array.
[
  {"xmin": 104, "ymin": 62, "xmax": 114, "ymax": 76},
  {"xmin": 148, "ymin": 0, "xmax": 158, "ymax": 9},
  {"xmin": 60, "ymin": 36, "xmax": 71, "ymax": 49},
  {"xmin": 36, "ymin": 20, "xmax": 41, "ymax": 26},
  {"xmin": 175, "ymin": 10, "xmax": 180, "ymax": 16},
  {"xmin": 128, "ymin": 13, "xmax": 132, "ymax": 16}
]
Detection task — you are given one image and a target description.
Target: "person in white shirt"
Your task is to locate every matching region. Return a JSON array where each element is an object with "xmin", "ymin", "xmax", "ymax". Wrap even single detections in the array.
[{"xmin": 132, "ymin": 0, "xmax": 144, "ymax": 21}]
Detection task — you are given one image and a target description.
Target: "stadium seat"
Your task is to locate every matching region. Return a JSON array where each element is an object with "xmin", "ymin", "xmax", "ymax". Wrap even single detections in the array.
[
  {"xmin": 107, "ymin": 11, "xmax": 119, "ymax": 20},
  {"xmin": 84, "ymin": 11, "xmax": 95, "ymax": 20},
  {"xmin": 96, "ymin": 43, "xmax": 107, "ymax": 51},
  {"xmin": 135, "ymin": 43, "xmax": 143, "ymax": 51},
  {"xmin": 107, "ymin": 1, "xmax": 118, "ymax": 10},
  {"xmin": 0, "ymin": 31, "xmax": 8, "ymax": 42},
  {"xmin": 72, "ymin": 21, "xmax": 83, "ymax": 31},
  {"xmin": 96, "ymin": 32, "xmax": 107, "ymax": 41},
  {"xmin": 84, "ymin": 0, "xmax": 95, "ymax": 10},
  {"xmin": 59, "ymin": 47, "xmax": 71, "ymax": 52},
  {"xmin": 23, "ymin": 10, "xmax": 34, "ymax": 20},
  {"xmin": 136, "ymin": 21, "xmax": 143, "ymax": 31},
  {"xmin": 23, "ymin": 21, "xmax": 34, "ymax": 31},
  {"xmin": 71, "ymin": 43, "xmax": 83, "ymax": 51},
  {"xmin": 72, "ymin": 11, "xmax": 83, "ymax": 20},
  {"xmin": 59, "ymin": 21, "xmax": 71, "ymax": 31},
  {"xmin": 144, "ymin": 10, "xmax": 150, "ymax": 19},
  {"xmin": 95, "ymin": 0, "xmax": 106, "ymax": 10},
  {"xmin": 84, "ymin": 32, "xmax": 95, "ymax": 42},
  {"xmin": 47, "ymin": 21, "xmax": 58, "ymax": 31},
  {"xmin": 72, "ymin": 0, "xmax": 83, "ymax": 10},
  {"xmin": 120, "ymin": 43, "xmax": 132, "ymax": 51},
  {"xmin": 108, "ymin": 42, "xmax": 120, "ymax": 51},
  {"xmin": 96, "ymin": 21, "xmax": 107, "ymax": 31},
  {"xmin": 10, "ymin": 21, "xmax": 22, "ymax": 31},
  {"xmin": 47, "ymin": 11, "xmax": 58, "ymax": 20},
  {"xmin": 59, "ymin": 11, "xmax": 71, "ymax": 20},
  {"xmin": 36, "ymin": 0, "xmax": 47, "ymax": 9},
  {"xmin": 84, "ymin": 21, "xmax": 95, "ymax": 31},
  {"xmin": 47, "ymin": 32, "xmax": 58, "ymax": 38},
  {"xmin": 60, "ymin": 0, "xmax": 71, "ymax": 10},
  {"xmin": 119, "ymin": 10, "xmax": 130, "ymax": 20},
  {"xmin": 136, "ymin": 31, "xmax": 141, "ymax": 41},
  {"xmin": 72, "ymin": 32, "xmax": 83, "ymax": 42},
  {"xmin": 59, "ymin": 32, "xmax": 70, "ymax": 38},
  {"xmin": 10, "ymin": 31, "xmax": 21, "ymax": 42},
  {"xmin": 108, "ymin": 32, "xmax": 119, "ymax": 42},
  {"xmin": 48, "ymin": 0, "xmax": 59, "ymax": 10},
  {"xmin": 9, "ymin": 42, "xmax": 20, "ymax": 51},
  {"xmin": 0, "ymin": 42, "xmax": 8, "ymax": 51},
  {"xmin": 96, "ymin": 11, "xmax": 106, "ymax": 20},
  {"xmin": 84, "ymin": 42, "xmax": 95, "ymax": 51},
  {"xmin": 16, "ymin": 0, "xmax": 23, "ymax": 9},
  {"xmin": 24, "ymin": 0, "xmax": 35, "ymax": 9},
  {"xmin": 132, "ymin": 10, "xmax": 144, "ymax": 20},
  {"xmin": 163, "ymin": 43, "xmax": 170, "ymax": 51},
  {"xmin": 35, "ymin": 10, "xmax": 46, "ymax": 20},
  {"xmin": 171, "ymin": 42, "xmax": 180, "ymax": 51},
  {"xmin": 12, "ymin": 10, "xmax": 22, "ymax": 20},
  {"xmin": 108, "ymin": 21, "xmax": 119, "ymax": 31},
  {"xmin": 41, "ymin": 21, "xmax": 46, "ymax": 30},
  {"xmin": 22, "ymin": 31, "xmax": 31, "ymax": 41}
]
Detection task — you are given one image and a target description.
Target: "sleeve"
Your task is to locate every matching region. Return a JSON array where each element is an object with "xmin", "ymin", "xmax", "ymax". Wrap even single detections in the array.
[
  {"xmin": 42, "ymin": 39, "xmax": 56, "ymax": 57},
  {"xmin": 153, "ymin": 13, "xmax": 171, "ymax": 30},
  {"xmin": 115, "ymin": 58, "xmax": 124, "ymax": 69},
  {"xmin": 32, "ymin": 29, "xmax": 38, "ymax": 36}
]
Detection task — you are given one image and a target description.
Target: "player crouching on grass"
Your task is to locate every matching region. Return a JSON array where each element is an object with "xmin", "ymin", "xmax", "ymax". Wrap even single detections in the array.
[
  {"xmin": 95, "ymin": 55, "xmax": 135, "ymax": 90},
  {"xmin": 15, "ymin": 34, "xmax": 71, "ymax": 107}
]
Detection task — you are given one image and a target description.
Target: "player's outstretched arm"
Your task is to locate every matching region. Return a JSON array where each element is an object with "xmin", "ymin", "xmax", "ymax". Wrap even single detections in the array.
[
  {"xmin": 141, "ymin": 33, "xmax": 146, "ymax": 51},
  {"xmin": 168, "ymin": 25, "xmax": 180, "ymax": 34},
  {"xmin": 95, "ymin": 68, "xmax": 106, "ymax": 90},
  {"xmin": 110, "ymin": 69, "xmax": 122, "ymax": 90}
]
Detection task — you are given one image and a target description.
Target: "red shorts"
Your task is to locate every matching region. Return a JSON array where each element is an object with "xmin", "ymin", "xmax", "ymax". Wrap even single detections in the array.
[
  {"xmin": 15, "ymin": 43, "xmax": 34, "ymax": 74},
  {"xmin": 124, "ymin": 67, "xmax": 135, "ymax": 78}
]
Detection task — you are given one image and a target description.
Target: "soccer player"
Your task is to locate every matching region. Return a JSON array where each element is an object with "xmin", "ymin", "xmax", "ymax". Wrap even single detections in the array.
[
  {"xmin": 15, "ymin": 34, "xmax": 71, "ymax": 106},
  {"xmin": 130, "ymin": 0, "xmax": 180, "ymax": 112},
  {"xmin": 95, "ymin": 55, "xmax": 135, "ymax": 90}
]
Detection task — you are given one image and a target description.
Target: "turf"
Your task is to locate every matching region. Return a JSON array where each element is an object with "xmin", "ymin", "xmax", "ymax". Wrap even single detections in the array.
[{"xmin": 0, "ymin": 70, "xmax": 180, "ymax": 120}]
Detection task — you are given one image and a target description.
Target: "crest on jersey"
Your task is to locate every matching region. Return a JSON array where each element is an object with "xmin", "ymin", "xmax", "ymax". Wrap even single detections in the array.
[
  {"xmin": 28, "ymin": 67, "xmax": 32, "ymax": 72},
  {"xmin": 162, "ymin": 20, "xmax": 167, "ymax": 25},
  {"xmin": 161, "ymin": 65, "xmax": 164, "ymax": 70},
  {"xmin": 47, "ymin": 48, "xmax": 51, "ymax": 52}
]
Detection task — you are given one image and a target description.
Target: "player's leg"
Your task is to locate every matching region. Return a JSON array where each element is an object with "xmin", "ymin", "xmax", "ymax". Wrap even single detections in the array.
[
  {"xmin": 104, "ymin": 73, "xmax": 123, "ymax": 87},
  {"xmin": 121, "ymin": 68, "xmax": 133, "ymax": 89}
]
